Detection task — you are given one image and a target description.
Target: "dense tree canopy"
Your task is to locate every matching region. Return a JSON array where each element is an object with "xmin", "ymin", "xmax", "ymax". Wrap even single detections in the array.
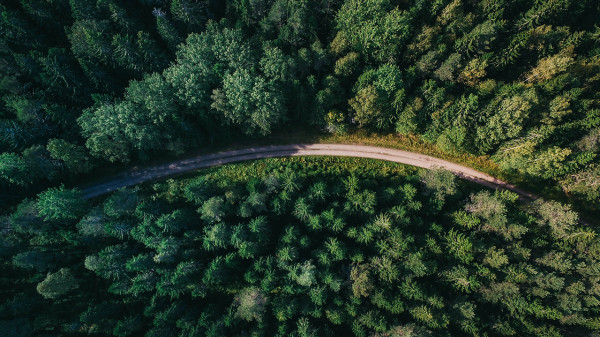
[
  {"xmin": 1, "ymin": 1, "xmax": 600, "ymax": 336},
  {"xmin": 2, "ymin": 157, "xmax": 599, "ymax": 336},
  {"xmin": 1, "ymin": 0, "xmax": 599, "ymax": 210}
]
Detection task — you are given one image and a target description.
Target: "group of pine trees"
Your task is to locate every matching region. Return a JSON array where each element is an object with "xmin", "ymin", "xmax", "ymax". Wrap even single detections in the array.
[
  {"xmin": 0, "ymin": 0, "xmax": 338, "ymax": 209},
  {"xmin": 328, "ymin": 0, "xmax": 600, "ymax": 207},
  {"xmin": 0, "ymin": 0, "xmax": 222, "ymax": 206},
  {"xmin": 1, "ymin": 0, "xmax": 599, "ymax": 212},
  {"xmin": 1, "ymin": 1, "xmax": 600, "ymax": 336},
  {"xmin": 1, "ymin": 157, "xmax": 598, "ymax": 336}
]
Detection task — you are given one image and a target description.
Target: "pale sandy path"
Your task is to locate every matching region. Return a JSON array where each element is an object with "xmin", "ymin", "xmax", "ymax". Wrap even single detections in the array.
[{"xmin": 81, "ymin": 144, "xmax": 537, "ymax": 200}]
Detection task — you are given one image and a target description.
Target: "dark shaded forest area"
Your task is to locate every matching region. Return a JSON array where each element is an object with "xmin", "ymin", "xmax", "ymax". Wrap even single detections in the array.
[
  {"xmin": 2, "ymin": 1, "xmax": 600, "ymax": 336},
  {"xmin": 2, "ymin": 157, "xmax": 599, "ymax": 336}
]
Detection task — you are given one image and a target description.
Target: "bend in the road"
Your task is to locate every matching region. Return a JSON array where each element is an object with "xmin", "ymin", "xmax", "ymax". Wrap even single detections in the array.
[{"xmin": 81, "ymin": 144, "xmax": 536, "ymax": 201}]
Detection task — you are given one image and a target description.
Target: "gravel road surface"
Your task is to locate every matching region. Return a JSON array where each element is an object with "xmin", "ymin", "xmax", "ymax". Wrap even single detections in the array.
[{"xmin": 81, "ymin": 144, "xmax": 537, "ymax": 200}]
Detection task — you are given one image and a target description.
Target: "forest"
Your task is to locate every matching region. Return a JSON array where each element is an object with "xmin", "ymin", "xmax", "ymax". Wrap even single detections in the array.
[
  {"xmin": 2, "ymin": 157, "xmax": 599, "ymax": 336},
  {"xmin": 0, "ymin": 0, "xmax": 599, "ymax": 210},
  {"xmin": 1, "ymin": 0, "xmax": 600, "ymax": 336}
]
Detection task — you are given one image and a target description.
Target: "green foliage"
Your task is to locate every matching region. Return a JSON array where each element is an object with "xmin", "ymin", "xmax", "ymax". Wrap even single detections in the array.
[
  {"xmin": 47, "ymin": 139, "xmax": 92, "ymax": 174},
  {"xmin": 289, "ymin": 260, "xmax": 317, "ymax": 287},
  {"xmin": 79, "ymin": 73, "xmax": 187, "ymax": 162},
  {"xmin": 36, "ymin": 186, "xmax": 86, "ymax": 222},
  {"xmin": 200, "ymin": 196, "xmax": 226, "ymax": 223},
  {"xmin": 336, "ymin": 0, "xmax": 412, "ymax": 63},
  {"xmin": 0, "ymin": 152, "xmax": 30, "ymax": 186},
  {"xmin": 13, "ymin": 250, "xmax": 54, "ymax": 272},
  {"xmin": 233, "ymin": 287, "xmax": 268, "ymax": 322},
  {"xmin": 444, "ymin": 229, "xmax": 474, "ymax": 264},
  {"xmin": 2, "ymin": 0, "xmax": 598, "ymax": 212},
  {"xmin": 170, "ymin": 0, "xmax": 208, "ymax": 31},
  {"xmin": 211, "ymin": 68, "xmax": 285, "ymax": 136},
  {"xmin": 435, "ymin": 53, "xmax": 462, "ymax": 82},
  {"xmin": 327, "ymin": 0, "xmax": 600, "ymax": 210},
  {"xmin": 36, "ymin": 268, "xmax": 79, "ymax": 299},
  {"xmin": 533, "ymin": 199, "xmax": 579, "ymax": 239},
  {"xmin": 475, "ymin": 93, "xmax": 533, "ymax": 153},
  {"xmin": 4, "ymin": 157, "xmax": 600, "ymax": 336},
  {"xmin": 419, "ymin": 168, "xmax": 457, "ymax": 201},
  {"xmin": 561, "ymin": 164, "xmax": 600, "ymax": 202},
  {"xmin": 2, "ymin": 0, "xmax": 600, "ymax": 335}
]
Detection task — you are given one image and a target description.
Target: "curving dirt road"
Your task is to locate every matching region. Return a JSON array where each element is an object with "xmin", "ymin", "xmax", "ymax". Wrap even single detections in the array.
[{"xmin": 81, "ymin": 144, "xmax": 537, "ymax": 200}]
